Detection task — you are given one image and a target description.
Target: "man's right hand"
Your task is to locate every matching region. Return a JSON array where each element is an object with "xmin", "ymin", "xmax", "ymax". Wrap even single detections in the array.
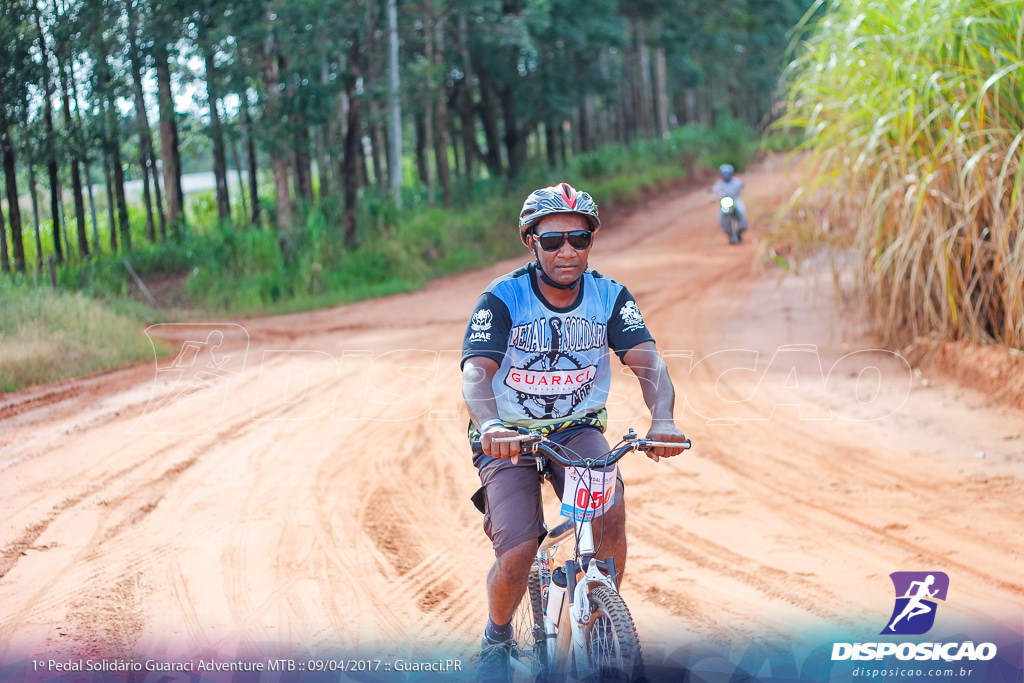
[{"xmin": 481, "ymin": 425, "xmax": 523, "ymax": 465}]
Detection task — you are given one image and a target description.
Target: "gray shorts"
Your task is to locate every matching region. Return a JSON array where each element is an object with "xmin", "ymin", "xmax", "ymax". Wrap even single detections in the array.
[{"xmin": 474, "ymin": 427, "xmax": 625, "ymax": 556}]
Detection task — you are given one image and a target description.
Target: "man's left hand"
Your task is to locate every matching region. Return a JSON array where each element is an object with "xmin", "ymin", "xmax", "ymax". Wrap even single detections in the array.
[{"xmin": 644, "ymin": 422, "xmax": 689, "ymax": 462}]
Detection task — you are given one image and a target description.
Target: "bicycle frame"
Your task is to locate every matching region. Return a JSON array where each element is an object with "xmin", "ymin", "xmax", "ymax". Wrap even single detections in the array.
[
  {"xmin": 533, "ymin": 515, "xmax": 622, "ymax": 675},
  {"xmin": 479, "ymin": 428, "xmax": 691, "ymax": 680}
]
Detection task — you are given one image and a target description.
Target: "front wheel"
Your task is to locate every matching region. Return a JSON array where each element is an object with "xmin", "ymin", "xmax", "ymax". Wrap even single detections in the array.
[
  {"xmin": 510, "ymin": 566, "xmax": 548, "ymax": 681},
  {"xmin": 575, "ymin": 586, "xmax": 645, "ymax": 682},
  {"xmin": 727, "ymin": 213, "xmax": 740, "ymax": 244}
]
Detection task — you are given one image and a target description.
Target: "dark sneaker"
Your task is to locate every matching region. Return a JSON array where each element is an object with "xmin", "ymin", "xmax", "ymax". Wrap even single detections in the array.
[{"xmin": 477, "ymin": 632, "xmax": 512, "ymax": 682}]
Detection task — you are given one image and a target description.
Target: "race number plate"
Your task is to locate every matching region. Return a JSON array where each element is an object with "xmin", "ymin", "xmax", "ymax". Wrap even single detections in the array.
[{"xmin": 560, "ymin": 466, "xmax": 617, "ymax": 521}]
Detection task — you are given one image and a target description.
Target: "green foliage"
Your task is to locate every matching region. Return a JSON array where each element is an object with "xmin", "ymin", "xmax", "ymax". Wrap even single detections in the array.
[
  {"xmin": 57, "ymin": 238, "xmax": 193, "ymax": 297},
  {"xmin": 180, "ymin": 121, "xmax": 755, "ymax": 314},
  {"xmin": 776, "ymin": 0, "xmax": 1024, "ymax": 347}
]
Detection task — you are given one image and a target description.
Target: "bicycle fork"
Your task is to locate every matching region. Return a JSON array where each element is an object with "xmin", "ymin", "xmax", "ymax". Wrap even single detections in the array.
[{"xmin": 542, "ymin": 519, "xmax": 620, "ymax": 672}]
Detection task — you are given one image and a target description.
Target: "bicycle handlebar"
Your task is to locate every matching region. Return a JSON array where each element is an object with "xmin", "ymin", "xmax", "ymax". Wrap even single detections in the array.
[{"xmin": 470, "ymin": 428, "xmax": 691, "ymax": 468}]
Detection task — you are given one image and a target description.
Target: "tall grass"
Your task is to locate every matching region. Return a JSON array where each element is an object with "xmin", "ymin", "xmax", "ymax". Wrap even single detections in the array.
[
  {"xmin": 0, "ymin": 277, "xmax": 162, "ymax": 392},
  {"xmin": 776, "ymin": 0, "xmax": 1024, "ymax": 347}
]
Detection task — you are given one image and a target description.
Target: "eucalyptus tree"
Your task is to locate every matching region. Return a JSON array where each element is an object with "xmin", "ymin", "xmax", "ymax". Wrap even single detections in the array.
[
  {"xmin": 32, "ymin": 0, "xmax": 66, "ymax": 263},
  {"xmin": 123, "ymin": 0, "xmax": 164, "ymax": 241},
  {"xmin": 0, "ymin": 0, "xmax": 37, "ymax": 272},
  {"xmin": 187, "ymin": 1, "xmax": 232, "ymax": 221},
  {"xmin": 148, "ymin": 0, "xmax": 187, "ymax": 234},
  {"xmin": 53, "ymin": 0, "xmax": 91, "ymax": 257},
  {"xmin": 82, "ymin": 0, "xmax": 134, "ymax": 252}
]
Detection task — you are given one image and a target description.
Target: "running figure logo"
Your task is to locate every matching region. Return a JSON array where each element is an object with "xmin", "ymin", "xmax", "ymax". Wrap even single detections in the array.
[
  {"xmin": 132, "ymin": 323, "xmax": 249, "ymax": 434},
  {"xmin": 881, "ymin": 571, "xmax": 949, "ymax": 635}
]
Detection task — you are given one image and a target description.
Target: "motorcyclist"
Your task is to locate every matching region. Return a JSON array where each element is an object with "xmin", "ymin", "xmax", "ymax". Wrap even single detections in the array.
[{"xmin": 712, "ymin": 164, "xmax": 748, "ymax": 240}]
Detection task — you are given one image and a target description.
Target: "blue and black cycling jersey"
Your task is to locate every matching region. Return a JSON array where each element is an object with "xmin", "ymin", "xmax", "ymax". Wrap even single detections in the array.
[{"xmin": 461, "ymin": 262, "xmax": 653, "ymax": 434}]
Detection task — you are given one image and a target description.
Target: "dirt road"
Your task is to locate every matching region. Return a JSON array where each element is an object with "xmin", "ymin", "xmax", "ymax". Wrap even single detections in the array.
[{"xmin": 2, "ymin": 158, "xmax": 1021, "ymax": 679}]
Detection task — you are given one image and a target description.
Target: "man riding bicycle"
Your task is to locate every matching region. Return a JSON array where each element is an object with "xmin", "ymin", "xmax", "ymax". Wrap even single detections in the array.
[{"xmin": 460, "ymin": 182, "xmax": 689, "ymax": 681}]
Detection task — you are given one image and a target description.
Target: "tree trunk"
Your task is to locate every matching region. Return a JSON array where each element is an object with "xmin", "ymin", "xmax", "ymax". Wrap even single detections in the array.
[
  {"xmin": 124, "ymin": 0, "xmax": 156, "ymax": 242},
  {"xmin": 579, "ymin": 101, "xmax": 592, "ymax": 153},
  {"xmin": 558, "ymin": 119, "xmax": 568, "ymax": 166},
  {"xmin": 0, "ymin": 187, "xmax": 9, "ymax": 273},
  {"xmin": 59, "ymin": 188, "xmax": 70, "ymax": 261},
  {"xmin": 201, "ymin": 41, "xmax": 231, "ymax": 221},
  {"xmin": 654, "ymin": 46, "xmax": 669, "ymax": 137},
  {"xmin": 271, "ymin": 144, "xmax": 293, "ymax": 247},
  {"xmin": 228, "ymin": 130, "xmax": 248, "ymax": 220},
  {"xmin": 637, "ymin": 22, "xmax": 653, "ymax": 139},
  {"xmin": 343, "ymin": 35, "xmax": 362, "ymax": 249},
  {"xmin": 28, "ymin": 161, "xmax": 44, "ymax": 272},
  {"xmin": 457, "ymin": 12, "xmax": 475, "ymax": 196},
  {"xmin": 155, "ymin": 43, "xmax": 184, "ymax": 235},
  {"xmin": 620, "ymin": 56, "xmax": 635, "ymax": 145},
  {"xmin": 101, "ymin": 140, "xmax": 117, "ymax": 253},
  {"xmin": 262, "ymin": 26, "xmax": 294, "ymax": 254},
  {"xmin": 68, "ymin": 63, "xmax": 101, "ymax": 253},
  {"xmin": 451, "ymin": 113, "xmax": 462, "ymax": 181},
  {"xmin": 316, "ymin": 48, "xmax": 333, "ymax": 203},
  {"xmin": 433, "ymin": 17, "xmax": 452, "ymax": 207},
  {"xmin": 293, "ymin": 119, "xmax": 314, "ymax": 202},
  {"xmin": 149, "ymin": 144, "xmax": 166, "ymax": 239},
  {"xmin": 386, "ymin": 0, "xmax": 402, "ymax": 206},
  {"xmin": 500, "ymin": 83, "xmax": 525, "ymax": 180},
  {"xmin": 597, "ymin": 50, "xmax": 613, "ymax": 144},
  {"xmin": 684, "ymin": 89, "xmax": 697, "ymax": 125},
  {"xmin": 413, "ymin": 111, "xmax": 429, "ymax": 187},
  {"xmin": 55, "ymin": 41, "xmax": 89, "ymax": 257},
  {"xmin": 476, "ymin": 66, "xmax": 503, "ymax": 177},
  {"xmin": 82, "ymin": 162, "xmax": 100, "ymax": 254},
  {"xmin": 423, "ymin": 22, "xmax": 436, "ymax": 206},
  {"xmin": 332, "ymin": 51, "xmax": 349, "ymax": 196},
  {"xmin": 572, "ymin": 107, "xmax": 582, "ymax": 155},
  {"xmin": 0, "ymin": 90, "xmax": 26, "ymax": 271},
  {"xmin": 545, "ymin": 120, "xmax": 558, "ymax": 168},
  {"xmin": 367, "ymin": 116, "xmax": 385, "ymax": 191},
  {"xmin": 34, "ymin": 8, "xmax": 63, "ymax": 264},
  {"xmin": 240, "ymin": 96, "xmax": 261, "ymax": 225},
  {"xmin": 105, "ymin": 91, "xmax": 131, "ymax": 251}
]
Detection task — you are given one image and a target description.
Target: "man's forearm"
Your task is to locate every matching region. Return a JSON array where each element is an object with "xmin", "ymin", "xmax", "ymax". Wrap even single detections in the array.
[
  {"xmin": 462, "ymin": 359, "xmax": 500, "ymax": 427},
  {"xmin": 643, "ymin": 363, "xmax": 676, "ymax": 422}
]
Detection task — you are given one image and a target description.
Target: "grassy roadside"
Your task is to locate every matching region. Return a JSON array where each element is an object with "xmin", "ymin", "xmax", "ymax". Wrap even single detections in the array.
[
  {"xmin": 0, "ymin": 278, "xmax": 165, "ymax": 393},
  {"xmin": 2, "ymin": 120, "xmax": 756, "ymax": 393}
]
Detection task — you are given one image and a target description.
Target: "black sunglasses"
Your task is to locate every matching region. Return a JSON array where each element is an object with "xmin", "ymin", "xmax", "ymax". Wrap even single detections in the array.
[{"xmin": 533, "ymin": 230, "xmax": 593, "ymax": 252}]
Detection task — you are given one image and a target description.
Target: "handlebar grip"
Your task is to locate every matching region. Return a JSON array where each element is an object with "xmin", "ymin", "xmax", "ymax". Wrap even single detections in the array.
[
  {"xmin": 639, "ymin": 438, "xmax": 692, "ymax": 451},
  {"xmin": 470, "ymin": 435, "xmax": 534, "ymax": 456}
]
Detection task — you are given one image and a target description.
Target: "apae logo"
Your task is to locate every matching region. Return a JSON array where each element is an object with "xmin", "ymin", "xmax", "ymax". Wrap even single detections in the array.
[{"xmin": 881, "ymin": 571, "xmax": 949, "ymax": 635}]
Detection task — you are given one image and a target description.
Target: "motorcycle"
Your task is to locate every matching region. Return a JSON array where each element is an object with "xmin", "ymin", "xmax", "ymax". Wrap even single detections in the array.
[{"xmin": 719, "ymin": 195, "xmax": 743, "ymax": 245}]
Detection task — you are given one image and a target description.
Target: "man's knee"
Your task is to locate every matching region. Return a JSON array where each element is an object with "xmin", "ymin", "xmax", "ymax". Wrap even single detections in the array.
[{"xmin": 493, "ymin": 539, "xmax": 538, "ymax": 578}]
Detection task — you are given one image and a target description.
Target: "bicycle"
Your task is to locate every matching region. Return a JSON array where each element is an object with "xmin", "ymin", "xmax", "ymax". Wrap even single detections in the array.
[{"xmin": 475, "ymin": 428, "xmax": 692, "ymax": 682}]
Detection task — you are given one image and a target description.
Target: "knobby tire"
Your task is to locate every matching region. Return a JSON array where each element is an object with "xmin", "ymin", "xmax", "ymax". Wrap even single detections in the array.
[
  {"xmin": 576, "ymin": 586, "xmax": 645, "ymax": 682},
  {"xmin": 511, "ymin": 566, "xmax": 548, "ymax": 680}
]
